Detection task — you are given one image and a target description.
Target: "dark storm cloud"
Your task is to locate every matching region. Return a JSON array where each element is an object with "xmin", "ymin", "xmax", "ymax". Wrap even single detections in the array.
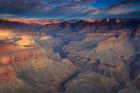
[{"xmin": 0, "ymin": 0, "xmax": 139, "ymax": 19}]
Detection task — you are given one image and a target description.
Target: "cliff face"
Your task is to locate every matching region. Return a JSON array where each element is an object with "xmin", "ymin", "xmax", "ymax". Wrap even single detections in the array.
[
  {"xmin": 92, "ymin": 36, "xmax": 134, "ymax": 81},
  {"xmin": 0, "ymin": 46, "xmax": 77, "ymax": 93},
  {"xmin": 65, "ymin": 71, "xmax": 119, "ymax": 93},
  {"xmin": 0, "ymin": 35, "xmax": 77, "ymax": 93},
  {"xmin": 61, "ymin": 34, "xmax": 135, "ymax": 86}
]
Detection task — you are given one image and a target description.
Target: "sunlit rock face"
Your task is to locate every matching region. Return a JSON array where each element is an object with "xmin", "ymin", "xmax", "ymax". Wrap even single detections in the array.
[
  {"xmin": 0, "ymin": 29, "xmax": 14, "ymax": 40},
  {"xmin": 15, "ymin": 35, "xmax": 35, "ymax": 46},
  {"xmin": 39, "ymin": 35, "xmax": 53, "ymax": 40},
  {"xmin": 0, "ymin": 19, "xmax": 139, "ymax": 93},
  {"xmin": 0, "ymin": 18, "xmax": 61, "ymax": 25}
]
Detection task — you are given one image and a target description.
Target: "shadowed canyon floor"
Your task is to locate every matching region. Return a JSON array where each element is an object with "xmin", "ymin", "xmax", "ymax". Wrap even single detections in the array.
[{"xmin": 0, "ymin": 19, "xmax": 140, "ymax": 93}]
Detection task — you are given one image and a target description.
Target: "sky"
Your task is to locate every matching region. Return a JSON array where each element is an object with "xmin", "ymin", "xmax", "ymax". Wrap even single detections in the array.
[{"xmin": 0, "ymin": 0, "xmax": 140, "ymax": 19}]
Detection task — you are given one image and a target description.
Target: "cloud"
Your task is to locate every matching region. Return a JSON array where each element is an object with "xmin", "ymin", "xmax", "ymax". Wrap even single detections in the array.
[
  {"xmin": 0, "ymin": 0, "xmax": 139, "ymax": 19},
  {"xmin": 0, "ymin": 13, "xmax": 18, "ymax": 18},
  {"xmin": 42, "ymin": 1, "xmax": 99, "ymax": 17},
  {"xmin": 107, "ymin": 2, "xmax": 140, "ymax": 15},
  {"xmin": 0, "ymin": 0, "xmax": 46, "ymax": 14}
]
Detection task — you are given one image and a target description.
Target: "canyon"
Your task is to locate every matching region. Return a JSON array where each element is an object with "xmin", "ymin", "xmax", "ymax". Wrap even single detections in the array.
[{"xmin": 0, "ymin": 19, "xmax": 140, "ymax": 93}]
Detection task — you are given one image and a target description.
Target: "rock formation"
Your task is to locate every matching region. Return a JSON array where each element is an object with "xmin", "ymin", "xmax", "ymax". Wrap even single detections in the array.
[{"xmin": 0, "ymin": 19, "xmax": 139, "ymax": 93}]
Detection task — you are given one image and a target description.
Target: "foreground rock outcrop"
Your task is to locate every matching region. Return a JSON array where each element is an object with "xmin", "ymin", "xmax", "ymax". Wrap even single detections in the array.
[{"xmin": 65, "ymin": 71, "xmax": 119, "ymax": 93}]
